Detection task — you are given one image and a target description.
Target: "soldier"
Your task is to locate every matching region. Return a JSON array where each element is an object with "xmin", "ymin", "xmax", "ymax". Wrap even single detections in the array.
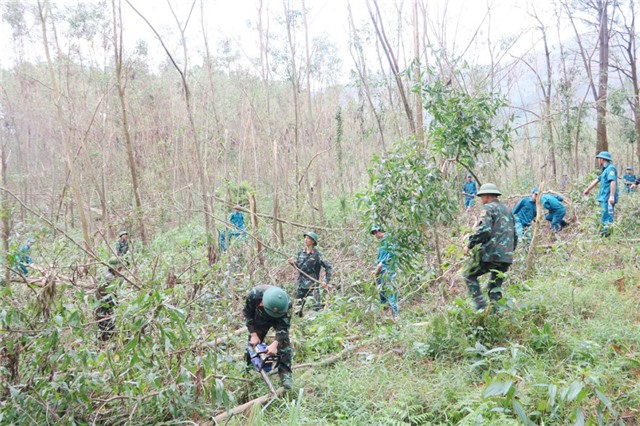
[
  {"xmin": 511, "ymin": 192, "xmax": 537, "ymax": 237},
  {"xmin": 463, "ymin": 183, "xmax": 517, "ymax": 310},
  {"xmin": 622, "ymin": 167, "xmax": 636, "ymax": 194},
  {"xmin": 115, "ymin": 230, "xmax": 129, "ymax": 256},
  {"xmin": 462, "ymin": 174, "xmax": 478, "ymax": 210},
  {"xmin": 95, "ymin": 258, "xmax": 123, "ymax": 341},
  {"xmin": 583, "ymin": 151, "xmax": 618, "ymax": 237},
  {"xmin": 15, "ymin": 238, "xmax": 35, "ymax": 276},
  {"xmin": 243, "ymin": 285, "xmax": 293, "ymax": 390},
  {"xmin": 371, "ymin": 225, "xmax": 399, "ymax": 321},
  {"xmin": 532, "ymin": 188, "xmax": 567, "ymax": 232},
  {"xmin": 288, "ymin": 232, "xmax": 332, "ymax": 315}
]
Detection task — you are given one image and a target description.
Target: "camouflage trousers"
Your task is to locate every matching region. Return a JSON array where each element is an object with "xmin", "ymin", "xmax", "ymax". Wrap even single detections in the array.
[
  {"xmin": 95, "ymin": 305, "xmax": 115, "ymax": 341},
  {"xmin": 248, "ymin": 326, "xmax": 292, "ymax": 378},
  {"xmin": 295, "ymin": 284, "xmax": 322, "ymax": 312},
  {"xmin": 95, "ymin": 291, "xmax": 117, "ymax": 341},
  {"xmin": 463, "ymin": 261, "xmax": 511, "ymax": 309}
]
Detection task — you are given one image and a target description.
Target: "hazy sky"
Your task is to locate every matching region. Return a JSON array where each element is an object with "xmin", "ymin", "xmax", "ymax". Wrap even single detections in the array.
[{"xmin": 0, "ymin": 0, "xmax": 559, "ymax": 81}]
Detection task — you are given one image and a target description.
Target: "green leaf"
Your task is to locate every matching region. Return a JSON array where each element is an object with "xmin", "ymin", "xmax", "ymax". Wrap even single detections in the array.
[
  {"xmin": 566, "ymin": 381, "xmax": 583, "ymax": 402},
  {"xmin": 513, "ymin": 400, "xmax": 534, "ymax": 426},
  {"xmin": 573, "ymin": 407, "xmax": 585, "ymax": 426},
  {"xmin": 483, "ymin": 380, "xmax": 513, "ymax": 398}
]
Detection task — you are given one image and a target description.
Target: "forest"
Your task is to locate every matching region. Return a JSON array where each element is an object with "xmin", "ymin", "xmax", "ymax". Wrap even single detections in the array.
[{"xmin": 1, "ymin": 0, "xmax": 639, "ymax": 424}]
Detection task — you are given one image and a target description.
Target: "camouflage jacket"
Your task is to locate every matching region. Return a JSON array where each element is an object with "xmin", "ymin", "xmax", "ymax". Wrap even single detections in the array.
[
  {"xmin": 116, "ymin": 239, "xmax": 129, "ymax": 256},
  {"xmin": 243, "ymin": 285, "xmax": 292, "ymax": 345},
  {"xmin": 468, "ymin": 200, "xmax": 517, "ymax": 264},
  {"xmin": 293, "ymin": 248, "xmax": 332, "ymax": 288},
  {"xmin": 97, "ymin": 269, "xmax": 122, "ymax": 309}
]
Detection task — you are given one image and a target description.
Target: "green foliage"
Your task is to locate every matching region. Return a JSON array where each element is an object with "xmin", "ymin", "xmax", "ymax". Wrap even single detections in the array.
[
  {"xmin": 358, "ymin": 137, "xmax": 458, "ymax": 270},
  {"xmin": 419, "ymin": 72, "xmax": 513, "ymax": 171}
]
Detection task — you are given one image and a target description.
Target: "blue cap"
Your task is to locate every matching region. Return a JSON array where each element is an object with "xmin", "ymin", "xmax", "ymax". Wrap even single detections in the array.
[{"xmin": 596, "ymin": 151, "xmax": 612, "ymax": 161}]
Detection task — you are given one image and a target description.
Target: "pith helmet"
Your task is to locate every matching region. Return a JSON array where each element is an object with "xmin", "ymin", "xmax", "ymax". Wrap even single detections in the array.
[
  {"xmin": 370, "ymin": 225, "xmax": 383, "ymax": 234},
  {"xmin": 596, "ymin": 151, "xmax": 612, "ymax": 161},
  {"xmin": 531, "ymin": 187, "xmax": 539, "ymax": 194},
  {"xmin": 263, "ymin": 286, "xmax": 290, "ymax": 318},
  {"xmin": 108, "ymin": 257, "xmax": 120, "ymax": 267},
  {"xmin": 476, "ymin": 183, "xmax": 502, "ymax": 196},
  {"xmin": 303, "ymin": 231, "xmax": 319, "ymax": 245},
  {"xmin": 627, "ymin": 166, "xmax": 633, "ymax": 171},
  {"xmin": 118, "ymin": 230, "xmax": 128, "ymax": 237}
]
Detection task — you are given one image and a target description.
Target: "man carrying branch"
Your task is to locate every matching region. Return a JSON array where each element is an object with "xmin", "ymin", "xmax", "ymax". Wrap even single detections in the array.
[
  {"xmin": 463, "ymin": 183, "xmax": 517, "ymax": 311},
  {"xmin": 288, "ymin": 232, "xmax": 332, "ymax": 315}
]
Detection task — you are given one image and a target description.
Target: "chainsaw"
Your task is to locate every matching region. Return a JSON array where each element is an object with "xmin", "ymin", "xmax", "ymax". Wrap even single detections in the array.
[{"xmin": 246, "ymin": 343, "xmax": 280, "ymax": 395}]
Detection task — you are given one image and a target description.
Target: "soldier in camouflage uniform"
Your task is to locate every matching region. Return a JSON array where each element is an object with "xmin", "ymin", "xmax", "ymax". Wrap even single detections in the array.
[
  {"xmin": 287, "ymin": 232, "xmax": 332, "ymax": 315},
  {"xmin": 243, "ymin": 285, "xmax": 294, "ymax": 389},
  {"xmin": 463, "ymin": 183, "xmax": 517, "ymax": 310},
  {"xmin": 115, "ymin": 230, "xmax": 129, "ymax": 256},
  {"xmin": 95, "ymin": 257, "xmax": 123, "ymax": 341}
]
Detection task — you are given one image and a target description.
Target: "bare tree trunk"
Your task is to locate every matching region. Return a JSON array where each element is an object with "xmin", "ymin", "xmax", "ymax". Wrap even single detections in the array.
[
  {"xmin": 272, "ymin": 140, "xmax": 283, "ymax": 245},
  {"xmin": 37, "ymin": 0, "xmax": 93, "ymax": 253},
  {"xmin": 367, "ymin": 0, "xmax": 416, "ymax": 135},
  {"xmin": 1, "ymin": 141, "xmax": 10, "ymax": 285},
  {"xmin": 283, "ymin": 0, "xmax": 302, "ymax": 216},
  {"xmin": 347, "ymin": 2, "xmax": 386, "ymax": 151},
  {"xmin": 249, "ymin": 194, "xmax": 264, "ymax": 267},
  {"xmin": 127, "ymin": 0, "xmax": 213, "ymax": 247},
  {"xmin": 413, "ymin": 0, "xmax": 424, "ymax": 145},
  {"xmin": 595, "ymin": 0, "xmax": 610, "ymax": 156},
  {"xmin": 112, "ymin": 0, "xmax": 147, "ymax": 246}
]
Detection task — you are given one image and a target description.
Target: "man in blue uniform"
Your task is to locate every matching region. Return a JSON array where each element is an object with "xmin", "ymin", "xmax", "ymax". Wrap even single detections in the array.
[
  {"xmin": 229, "ymin": 205, "xmax": 246, "ymax": 239},
  {"xmin": 583, "ymin": 151, "xmax": 618, "ymax": 237},
  {"xmin": 462, "ymin": 174, "xmax": 478, "ymax": 210},
  {"xmin": 532, "ymin": 188, "xmax": 567, "ymax": 232},
  {"xmin": 622, "ymin": 167, "xmax": 636, "ymax": 194},
  {"xmin": 371, "ymin": 225, "xmax": 399, "ymax": 321},
  {"xmin": 15, "ymin": 238, "xmax": 35, "ymax": 275},
  {"xmin": 512, "ymin": 192, "xmax": 537, "ymax": 236}
]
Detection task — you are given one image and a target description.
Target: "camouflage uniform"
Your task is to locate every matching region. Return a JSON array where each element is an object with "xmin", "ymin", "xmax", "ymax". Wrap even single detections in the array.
[
  {"xmin": 243, "ymin": 285, "xmax": 293, "ymax": 379},
  {"xmin": 95, "ymin": 268, "xmax": 121, "ymax": 341},
  {"xmin": 464, "ymin": 199, "xmax": 517, "ymax": 309},
  {"xmin": 293, "ymin": 248, "xmax": 332, "ymax": 311},
  {"xmin": 116, "ymin": 238, "xmax": 129, "ymax": 257}
]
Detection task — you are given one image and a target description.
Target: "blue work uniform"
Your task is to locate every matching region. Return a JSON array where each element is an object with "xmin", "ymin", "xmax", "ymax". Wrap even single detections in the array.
[
  {"xmin": 540, "ymin": 194, "xmax": 566, "ymax": 232},
  {"xmin": 16, "ymin": 244, "xmax": 33, "ymax": 275},
  {"xmin": 229, "ymin": 211, "xmax": 246, "ymax": 236},
  {"xmin": 375, "ymin": 236, "xmax": 399, "ymax": 317},
  {"xmin": 511, "ymin": 197, "xmax": 536, "ymax": 236},
  {"xmin": 623, "ymin": 173, "xmax": 636, "ymax": 194},
  {"xmin": 597, "ymin": 162, "xmax": 618, "ymax": 236},
  {"xmin": 463, "ymin": 181, "xmax": 478, "ymax": 209}
]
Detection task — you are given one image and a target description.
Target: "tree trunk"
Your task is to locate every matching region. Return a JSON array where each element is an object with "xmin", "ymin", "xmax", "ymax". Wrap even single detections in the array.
[
  {"xmin": 37, "ymin": 0, "xmax": 93, "ymax": 253},
  {"xmin": 595, "ymin": 0, "xmax": 609, "ymax": 157},
  {"xmin": 112, "ymin": 0, "xmax": 147, "ymax": 246}
]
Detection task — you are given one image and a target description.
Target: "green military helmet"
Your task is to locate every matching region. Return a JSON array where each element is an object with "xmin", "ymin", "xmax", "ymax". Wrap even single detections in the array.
[
  {"xmin": 262, "ymin": 286, "xmax": 290, "ymax": 318},
  {"xmin": 108, "ymin": 257, "xmax": 120, "ymax": 267},
  {"xmin": 596, "ymin": 151, "xmax": 612, "ymax": 162},
  {"xmin": 370, "ymin": 225, "xmax": 383, "ymax": 234},
  {"xmin": 303, "ymin": 231, "xmax": 319, "ymax": 246},
  {"xmin": 118, "ymin": 230, "xmax": 128, "ymax": 237},
  {"xmin": 476, "ymin": 183, "xmax": 502, "ymax": 196}
]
